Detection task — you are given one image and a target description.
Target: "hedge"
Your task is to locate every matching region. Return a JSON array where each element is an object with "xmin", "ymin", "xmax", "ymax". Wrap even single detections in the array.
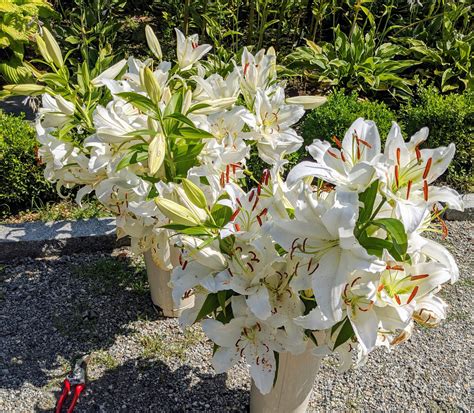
[{"xmin": 0, "ymin": 111, "xmax": 59, "ymax": 217}]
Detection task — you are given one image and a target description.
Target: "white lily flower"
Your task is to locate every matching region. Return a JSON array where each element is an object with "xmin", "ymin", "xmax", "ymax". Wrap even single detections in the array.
[
  {"xmin": 220, "ymin": 184, "xmax": 270, "ymax": 241},
  {"xmin": 287, "ymin": 118, "xmax": 382, "ymax": 192},
  {"xmin": 214, "ymin": 236, "xmax": 280, "ymax": 320},
  {"xmin": 192, "ymin": 68, "xmax": 240, "ymax": 102},
  {"xmin": 241, "ymin": 87, "xmax": 304, "ymax": 164},
  {"xmin": 170, "ymin": 237, "xmax": 227, "ymax": 303},
  {"xmin": 175, "ymin": 29, "xmax": 212, "ymax": 71},
  {"xmin": 265, "ymin": 189, "xmax": 385, "ymax": 321},
  {"xmin": 378, "ymin": 122, "xmax": 463, "ymax": 215},
  {"xmin": 239, "ymin": 47, "xmax": 277, "ymax": 99},
  {"xmin": 94, "ymin": 100, "xmax": 147, "ymax": 143},
  {"xmin": 202, "ymin": 296, "xmax": 287, "ymax": 395},
  {"xmin": 39, "ymin": 93, "xmax": 75, "ymax": 129}
]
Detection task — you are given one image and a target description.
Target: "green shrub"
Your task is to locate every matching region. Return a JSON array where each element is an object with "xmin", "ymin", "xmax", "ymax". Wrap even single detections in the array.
[
  {"xmin": 301, "ymin": 90, "xmax": 398, "ymax": 148},
  {"xmin": 0, "ymin": 111, "xmax": 59, "ymax": 217},
  {"xmin": 400, "ymin": 87, "xmax": 474, "ymax": 191}
]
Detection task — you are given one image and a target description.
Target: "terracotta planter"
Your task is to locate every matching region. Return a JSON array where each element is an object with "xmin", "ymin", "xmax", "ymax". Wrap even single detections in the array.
[
  {"xmin": 143, "ymin": 249, "xmax": 194, "ymax": 318},
  {"xmin": 249, "ymin": 344, "xmax": 322, "ymax": 413}
]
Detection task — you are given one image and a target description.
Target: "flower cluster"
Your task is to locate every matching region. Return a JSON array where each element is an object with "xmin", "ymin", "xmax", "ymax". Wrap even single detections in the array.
[
  {"xmin": 162, "ymin": 118, "xmax": 463, "ymax": 394},
  {"xmin": 28, "ymin": 27, "xmax": 321, "ymax": 265},
  {"xmin": 17, "ymin": 25, "xmax": 463, "ymax": 396}
]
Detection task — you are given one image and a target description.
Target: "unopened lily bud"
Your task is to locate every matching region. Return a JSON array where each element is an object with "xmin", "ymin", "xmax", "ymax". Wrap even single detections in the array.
[
  {"xmin": 155, "ymin": 197, "xmax": 200, "ymax": 226},
  {"xmin": 147, "ymin": 117, "xmax": 159, "ymax": 131},
  {"xmin": 286, "ymin": 95, "xmax": 327, "ymax": 110},
  {"xmin": 148, "ymin": 133, "xmax": 166, "ymax": 175},
  {"xmin": 143, "ymin": 67, "xmax": 161, "ymax": 104},
  {"xmin": 145, "ymin": 25, "xmax": 163, "ymax": 61},
  {"xmin": 181, "ymin": 178, "xmax": 208, "ymax": 210},
  {"xmin": 41, "ymin": 27, "xmax": 63, "ymax": 68},
  {"xmin": 3, "ymin": 84, "xmax": 47, "ymax": 95},
  {"xmin": 36, "ymin": 35, "xmax": 53, "ymax": 64}
]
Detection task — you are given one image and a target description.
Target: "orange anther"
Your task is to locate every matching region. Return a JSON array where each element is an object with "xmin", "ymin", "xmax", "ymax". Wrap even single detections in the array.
[
  {"xmin": 396, "ymin": 148, "xmax": 401, "ymax": 166},
  {"xmin": 327, "ymin": 150, "xmax": 339, "ymax": 159},
  {"xmin": 332, "ymin": 135, "xmax": 342, "ymax": 148},
  {"xmin": 411, "ymin": 274, "xmax": 429, "ymax": 281},
  {"xmin": 394, "ymin": 294, "xmax": 401, "ymax": 305},
  {"xmin": 407, "ymin": 286, "xmax": 419, "ymax": 304},
  {"xmin": 415, "ymin": 146, "xmax": 421, "ymax": 162},
  {"xmin": 423, "ymin": 180, "xmax": 429, "ymax": 201},
  {"xmin": 406, "ymin": 180, "xmax": 412, "ymax": 200},
  {"xmin": 423, "ymin": 158, "xmax": 432, "ymax": 180}
]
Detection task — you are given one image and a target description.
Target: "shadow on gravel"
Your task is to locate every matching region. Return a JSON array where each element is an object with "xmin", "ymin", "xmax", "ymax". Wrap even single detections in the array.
[
  {"xmin": 0, "ymin": 254, "xmax": 155, "ymax": 391},
  {"xmin": 38, "ymin": 358, "xmax": 248, "ymax": 412}
]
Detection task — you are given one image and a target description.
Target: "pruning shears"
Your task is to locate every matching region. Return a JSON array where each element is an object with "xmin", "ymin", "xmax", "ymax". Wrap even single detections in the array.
[{"xmin": 55, "ymin": 355, "xmax": 89, "ymax": 413}]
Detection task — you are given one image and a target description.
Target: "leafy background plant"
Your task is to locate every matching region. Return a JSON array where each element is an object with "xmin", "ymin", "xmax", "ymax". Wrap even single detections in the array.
[
  {"xmin": 0, "ymin": 111, "xmax": 59, "ymax": 217},
  {"xmin": 0, "ymin": 0, "xmax": 472, "ymax": 221},
  {"xmin": 0, "ymin": 0, "xmax": 57, "ymax": 83}
]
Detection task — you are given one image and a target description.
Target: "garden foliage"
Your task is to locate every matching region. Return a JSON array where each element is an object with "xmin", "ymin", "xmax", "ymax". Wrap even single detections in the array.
[
  {"xmin": 0, "ymin": 111, "xmax": 58, "ymax": 216},
  {"xmin": 0, "ymin": 0, "xmax": 56, "ymax": 83}
]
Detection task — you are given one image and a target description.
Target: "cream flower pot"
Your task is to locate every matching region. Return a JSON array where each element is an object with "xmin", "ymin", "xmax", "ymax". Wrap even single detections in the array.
[
  {"xmin": 249, "ymin": 345, "xmax": 322, "ymax": 413},
  {"xmin": 143, "ymin": 249, "xmax": 194, "ymax": 318}
]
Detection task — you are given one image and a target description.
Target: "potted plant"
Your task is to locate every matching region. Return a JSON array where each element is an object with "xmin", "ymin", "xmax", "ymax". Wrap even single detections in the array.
[
  {"xmin": 156, "ymin": 118, "xmax": 463, "ymax": 411},
  {"xmin": 3, "ymin": 26, "xmax": 323, "ymax": 317}
]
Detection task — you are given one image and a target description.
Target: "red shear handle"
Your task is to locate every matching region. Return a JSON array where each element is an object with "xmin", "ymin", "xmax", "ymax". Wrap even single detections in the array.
[
  {"xmin": 55, "ymin": 379, "xmax": 71, "ymax": 413},
  {"xmin": 66, "ymin": 383, "xmax": 86, "ymax": 413}
]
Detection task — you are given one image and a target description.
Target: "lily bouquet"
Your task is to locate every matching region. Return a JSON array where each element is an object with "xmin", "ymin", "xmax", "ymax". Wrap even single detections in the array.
[
  {"xmin": 2, "ymin": 27, "xmax": 322, "ymax": 266},
  {"xmin": 156, "ymin": 118, "xmax": 463, "ymax": 394}
]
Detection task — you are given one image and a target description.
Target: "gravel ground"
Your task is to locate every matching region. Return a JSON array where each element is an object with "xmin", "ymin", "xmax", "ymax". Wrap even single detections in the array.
[{"xmin": 0, "ymin": 221, "xmax": 472, "ymax": 412}]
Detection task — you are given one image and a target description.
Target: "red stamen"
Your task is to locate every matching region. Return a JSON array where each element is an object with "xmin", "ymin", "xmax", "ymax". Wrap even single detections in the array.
[
  {"xmin": 423, "ymin": 180, "xmax": 429, "ymax": 201},
  {"xmin": 341, "ymin": 151, "xmax": 346, "ymax": 162},
  {"xmin": 411, "ymin": 274, "xmax": 429, "ymax": 281},
  {"xmin": 249, "ymin": 191, "xmax": 255, "ymax": 203},
  {"xmin": 357, "ymin": 138, "xmax": 372, "ymax": 149},
  {"xmin": 234, "ymin": 223, "xmax": 241, "ymax": 232},
  {"xmin": 226, "ymin": 165, "xmax": 230, "ymax": 183},
  {"xmin": 256, "ymin": 215, "xmax": 262, "ymax": 226},
  {"xmin": 236, "ymin": 198, "xmax": 242, "ymax": 207},
  {"xmin": 394, "ymin": 294, "xmax": 401, "ymax": 305},
  {"xmin": 251, "ymin": 195, "xmax": 259, "ymax": 211},
  {"xmin": 332, "ymin": 135, "xmax": 342, "ymax": 148},
  {"xmin": 220, "ymin": 172, "xmax": 225, "ymax": 188},
  {"xmin": 182, "ymin": 260, "xmax": 188, "ymax": 270},
  {"xmin": 257, "ymin": 184, "xmax": 261, "ymax": 195},
  {"xmin": 230, "ymin": 209, "xmax": 241, "ymax": 221},
  {"xmin": 264, "ymin": 170, "xmax": 270, "ymax": 185},
  {"xmin": 423, "ymin": 158, "xmax": 432, "ymax": 180},
  {"xmin": 228, "ymin": 268, "xmax": 234, "ymax": 277},
  {"xmin": 327, "ymin": 150, "xmax": 339, "ymax": 159},
  {"xmin": 406, "ymin": 180, "xmax": 412, "ymax": 200},
  {"xmin": 415, "ymin": 146, "xmax": 421, "ymax": 162},
  {"xmin": 395, "ymin": 165, "xmax": 400, "ymax": 188},
  {"xmin": 377, "ymin": 284, "xmax": 384, "ymax": 293},
  {"xmin": 387, "ymin": 264, "xmax": 404, "ymax": 271},
  {"xmin": 396, "ymin": 148, "xmax": 401, "ymax": 166},
  {"xmin": 407, "ymin": 286, "xmax": 419, "ymax": 304}
]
